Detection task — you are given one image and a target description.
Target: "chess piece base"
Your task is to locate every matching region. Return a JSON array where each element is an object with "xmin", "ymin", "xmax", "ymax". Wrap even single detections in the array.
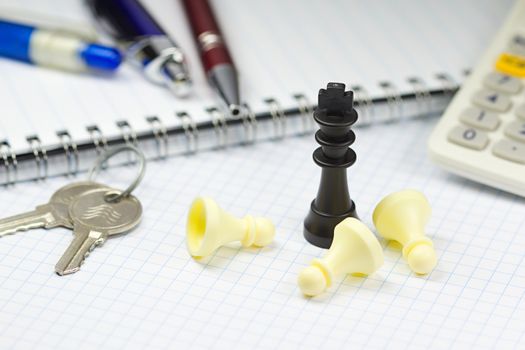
[{"xmin": 303, "ymin": 199, "xmax": 358, "ymax": 248}]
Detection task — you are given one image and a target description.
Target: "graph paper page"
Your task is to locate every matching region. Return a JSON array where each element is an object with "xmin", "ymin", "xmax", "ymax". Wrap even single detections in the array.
[{"xmin": 0, "ymin": 118, "xmax": 523, "ymax": 349}]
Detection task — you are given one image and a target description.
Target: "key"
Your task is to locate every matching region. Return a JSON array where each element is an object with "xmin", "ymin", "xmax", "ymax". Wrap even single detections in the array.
[
  {"xmin": 505, "ymin": 120, "xmax": 525, "ymax": 143},
  {"xmin": 459, "ymin": 107, "xmax": 500, "ymax": 131},
  {"xmin": 509, "ymin": 34, "xmax": 525, "ymax": 57},
  {"xmin": 493, "ymin": 139, "xmax": 525, "ymax": 164},
  {"xmin": 55, "ymin": 187, "xmax": 142, "ymax": 275},
  {"xmin": 472, "ymin": 89, "xmax": 511, "ymax": 112},
  {"xmin": 516, "ymin": 104, "xmax": 525, "ymax": 121},
  {"xmin": 448, "ymin": 125, "xmax": 489, "ymax": 150},
  {"xmin": 0, "ymin": 181, "xmax": 108, "ymax": 237},
  {"xmin": 483, "ymin": 72, "xmax": 522, "ymax": 94}
]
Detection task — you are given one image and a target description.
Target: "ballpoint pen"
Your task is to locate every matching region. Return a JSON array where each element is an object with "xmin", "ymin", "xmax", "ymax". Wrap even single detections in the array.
[
  {"xmin": 181, "ymin": 0, "xmax": 242, "ymax": 116},
  {"xmin": 87, "ymin": 0, "xmax": 191, "ymax": 97},
  {"xmin": 0, "ymin": 19, "xmax": 121, "ymax": 73}
]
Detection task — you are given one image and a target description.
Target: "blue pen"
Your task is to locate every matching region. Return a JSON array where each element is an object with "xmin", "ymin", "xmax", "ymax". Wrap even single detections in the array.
[
  {"xmin": 0, "ymin": 19, "xmax": 122, "ymax": 72},
  {"xmin": 87, "ymin": 0, "xmax": 191, "ymax": 96}
]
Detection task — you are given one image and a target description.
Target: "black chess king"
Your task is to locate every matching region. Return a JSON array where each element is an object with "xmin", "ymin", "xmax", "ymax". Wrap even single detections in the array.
[{"xmin": 303, "ymin": 82, "xmax": 358, "ymax": 248}]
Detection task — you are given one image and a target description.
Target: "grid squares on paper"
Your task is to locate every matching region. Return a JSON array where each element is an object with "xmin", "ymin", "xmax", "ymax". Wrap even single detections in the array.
[{"xmin": 0, "ymin": 118, "xmax": 523, "ymax": 349}]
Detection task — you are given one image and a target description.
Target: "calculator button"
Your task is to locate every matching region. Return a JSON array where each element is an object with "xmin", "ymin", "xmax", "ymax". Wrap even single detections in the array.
[
  {"xmin": 448, "ymin": 125, "xmax": 489, "ymax": 150},
  {"xmin": 495, "ymin": 53, "xmax": 525, "ymax": 78},
  {"xmin": 459, "ymin": 107, "xmax": 500, "ymax": 131},
  {"xmin": 472, "ymin": 89, "xmax": 511, "ymax": 112},
  {"xmin": 509, "ymin": 34, "xmax": 525, "ymax": 57},
  {"xmin": 493, "ymin": 139, "xmax": 525, "ymax": 164},
  {"xmin": 483, "ymin": 72, "xmax": 522, "ymax": 94},
  {"xmin": 517, "ymin": 104, "xmax": 525, "ymax": 120},
  {"xmin": 505, "ymin": 121, "xmax": 525, "ymax": 143}
]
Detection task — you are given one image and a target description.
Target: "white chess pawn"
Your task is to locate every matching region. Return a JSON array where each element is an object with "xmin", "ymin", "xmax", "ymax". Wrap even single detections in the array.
[
  {"xmin": 298, "ymin": 218, "xmax": 384, "ymax": 297},
  {"xmin": 186, "ymin": 197, "xmax": 275, "ymax": 258},
  {"xmin": 373, "ymin": 190, "xmax": 437, "ymax": 274}
]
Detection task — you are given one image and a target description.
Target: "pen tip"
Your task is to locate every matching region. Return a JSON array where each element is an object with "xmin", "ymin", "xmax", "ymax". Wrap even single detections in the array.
[{"xmin": 229, "ymin": 104, "xmax": 242, "ymax": 117}]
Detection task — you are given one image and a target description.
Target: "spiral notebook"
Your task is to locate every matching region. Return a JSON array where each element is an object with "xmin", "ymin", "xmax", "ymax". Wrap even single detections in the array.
[{"xmin": 0, "ymin": 0, "xmax": 514, "ymax": 185}]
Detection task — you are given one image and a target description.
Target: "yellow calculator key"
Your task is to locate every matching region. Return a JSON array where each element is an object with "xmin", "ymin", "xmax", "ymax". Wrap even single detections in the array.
[{"xmin": 495, "ymin": 53, "xmax": 525, "ymax": 77}]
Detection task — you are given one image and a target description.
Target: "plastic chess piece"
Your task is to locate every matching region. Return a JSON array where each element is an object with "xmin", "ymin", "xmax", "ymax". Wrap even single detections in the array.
[
  {"xmin": 372, "ymin": 190, "xmax": 437, "ymax": 275},
  {"xmin": 186, "ymin": 197, "xmax": 275, "ymax": 258},
  {"xmin": 303, "ymin": 82, "xmax": 359, "ymax": 248},
  {"xmin": 298, "ymin": 218, "xmax": 384, "ymax": 297}
]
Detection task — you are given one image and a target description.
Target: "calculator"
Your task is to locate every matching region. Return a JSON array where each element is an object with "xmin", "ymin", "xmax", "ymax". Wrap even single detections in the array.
[{"xmin": 428, "ymin": 0, "xmax": 525, "ymax": 197}]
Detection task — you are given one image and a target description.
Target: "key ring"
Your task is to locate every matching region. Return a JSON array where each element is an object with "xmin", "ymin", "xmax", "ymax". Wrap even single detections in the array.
[{"xmin": 88, "ymin": 145, "xmax": 146, "ymax": 202}]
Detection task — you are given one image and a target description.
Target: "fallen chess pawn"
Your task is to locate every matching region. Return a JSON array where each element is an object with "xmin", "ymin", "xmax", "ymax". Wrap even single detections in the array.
[
  {"xmin": 298, "ymin": 218, "xmax": 384, "ymax": 297},
  {"xmin": 373, "ymin": 190, "xmax": 437, "ymax": 275},
  {"xmin": 186, "ymin": 197, "xmax": 275, "ymax": 258}
]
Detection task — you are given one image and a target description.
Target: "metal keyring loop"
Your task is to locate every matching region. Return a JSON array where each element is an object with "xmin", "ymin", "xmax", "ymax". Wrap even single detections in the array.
[{"xmin": 88, "ymin": 145, "xmax": 146, "ymax": 202}]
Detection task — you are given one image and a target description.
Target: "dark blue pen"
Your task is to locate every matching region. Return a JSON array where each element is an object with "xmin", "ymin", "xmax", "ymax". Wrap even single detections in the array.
[{"xmin": 87, "ymin": 0, "xmax": 191, "ymax": 96}]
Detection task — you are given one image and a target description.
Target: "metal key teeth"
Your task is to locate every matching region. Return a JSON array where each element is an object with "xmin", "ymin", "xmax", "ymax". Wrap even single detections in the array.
[
  {"xmin": 80, "ymin": 238, "xmax": 105, "ymax": 265},
  {"xmin": 0, "ymin": 226, "xmax": 31, "ymax": 238},
  {"xmin": 57, "ymin": 237, "xmax": 107, "ymax": 275},
  {"xmin": 0, "ymin": 224, "xmax": 29, "ymax": 238},
  {"xmin": 0, "ymin": 230, "xmax": 19, "ymax": 238},
  {"xmin": 0, "ymin": 211, "xmax": 53, "ymax": 238}
]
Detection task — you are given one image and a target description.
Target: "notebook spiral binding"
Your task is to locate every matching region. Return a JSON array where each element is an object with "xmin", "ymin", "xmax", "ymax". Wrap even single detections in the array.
[
  {"xmin": 56, "ymin": 130, "xmax": 79, "ymax": 177},
  {"xmin": 146, "ymin": 116, "xmax": 168, "ymax": 158},
  {"xmin": 379, "ymin": 81, "xmax": 404, "ymax": 122},
  {"xmin": 26, "ymin": 135, "xmax": 48, "ymax": 182},
  {"xmin": 87, "ymin": 125, "xmax": 109, "ymax": 155},
  {"xmin": 0, "ymin": 74, "xmax": 459, "ymax": 185},
  {"xmin": 206, "ymin": 107, "xmax": 228, "ymax": 149},
  {"xmin": 0, "ymin": 140, "xmax": 17, "ymax": 186},
  {"xmin": 264, "ymin": 98, "xmax": 287, "ymax": 139},
  {"xmin": 241, "ymin": 103, "xmax": 258, "ymax": 144}
]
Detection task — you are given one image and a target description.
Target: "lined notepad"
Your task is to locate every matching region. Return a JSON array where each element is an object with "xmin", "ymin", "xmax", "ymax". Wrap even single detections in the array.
[
  {"xmin": 0, "ymin": 119, "xmax": 523, "ymax": 348},
  {"xmin": 0, "ymin": 0, "xmax": 514, "ymax": 172}
]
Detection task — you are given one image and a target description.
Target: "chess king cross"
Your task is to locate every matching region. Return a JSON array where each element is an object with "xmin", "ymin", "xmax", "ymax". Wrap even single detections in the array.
[{"xmin": 303, "ymin": 82, "xmax": 359, "ymax": 248}]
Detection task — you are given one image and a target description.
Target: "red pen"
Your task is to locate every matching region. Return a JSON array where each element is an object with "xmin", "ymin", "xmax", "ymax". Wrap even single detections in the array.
[{"xmin": 181, "ymin": 0, "xmax": 241, "ymax": 116}]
